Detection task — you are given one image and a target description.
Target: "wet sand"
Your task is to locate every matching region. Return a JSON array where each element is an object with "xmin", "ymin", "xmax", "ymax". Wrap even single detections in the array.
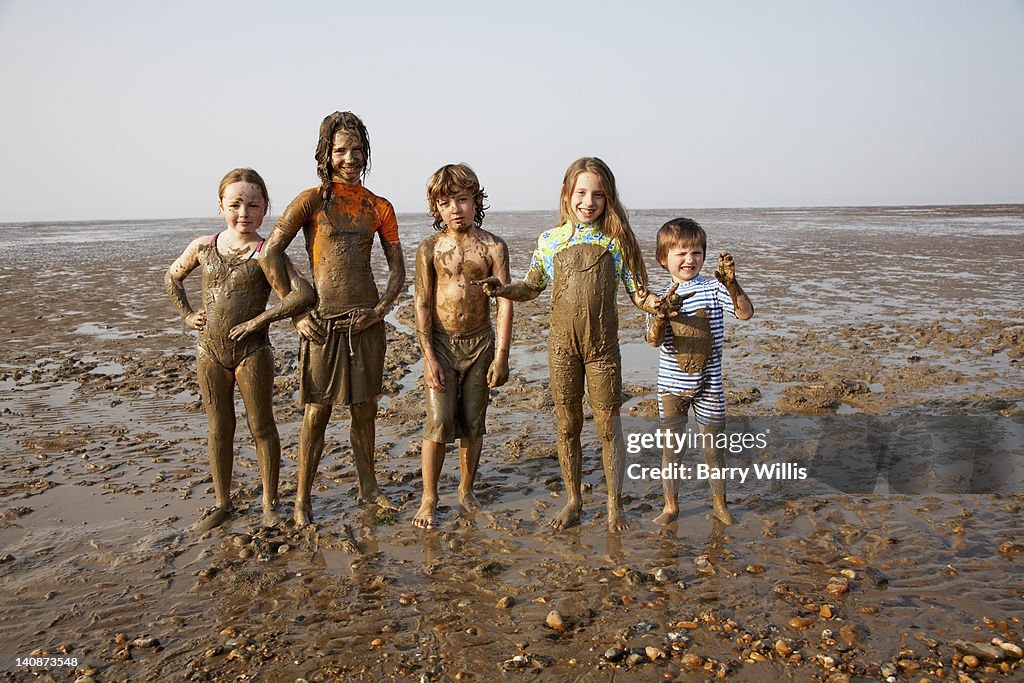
[{"xmin": 1, "ymin": 205, "xmax": 1023, "ymax": 681}]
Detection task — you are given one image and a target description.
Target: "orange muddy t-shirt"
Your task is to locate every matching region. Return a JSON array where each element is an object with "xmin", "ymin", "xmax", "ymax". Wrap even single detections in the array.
[{"xmin": 275, "ymin": 181, "xmax": 400, "ymax": 316}]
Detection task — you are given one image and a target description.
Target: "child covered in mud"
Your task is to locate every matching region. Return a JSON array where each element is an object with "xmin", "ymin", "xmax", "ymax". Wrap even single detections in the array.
[
  {"xmin": 165, "ymin": 168, "xmax": 314, "ymax": 532},
  {"xmin": 646, "ymin": 218, "xmax": 753, "ymax": 526},
  {"xmin": 260, "ymin": 111, "xmax": 406, "ymax": 527},
  {"xmin": 412, "ymin": 164, "xmax": 512, "ymax": 529},
  {"xmin": 478, "ymin": 157, "xmax": 676, "ymax": 531}
]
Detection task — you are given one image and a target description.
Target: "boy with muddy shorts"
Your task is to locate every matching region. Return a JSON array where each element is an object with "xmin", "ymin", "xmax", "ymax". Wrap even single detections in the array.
[
  {"xmin": 646, "ymin": 218, "xmax": 753, "ymax": 526},
  {"xmin": 261, "ymin": 112, "xmax": 406, "ymax": 527},
  {"xmin": 412, "ymin": 164, "xmax": 512, "ymax": 529}
]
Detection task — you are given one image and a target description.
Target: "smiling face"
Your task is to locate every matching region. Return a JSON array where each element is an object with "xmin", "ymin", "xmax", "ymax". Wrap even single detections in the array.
[
  {"xmin": 569, "ymin": 171, "xmax": 606, "ymax": 225},
  {"xmin": 435, "ymin": 189, "xmax": 476, "ymax": 233},
  {"xmin": 661, "ymin": 240, "xmax": 705, "ymax": 283},
  {"xmin": 330, "ymin": 130, "xmax": 366, "ymax": 184},
  {"xmin": 219, "ymin": 181, "xmax": 268, "ymax": 235}
]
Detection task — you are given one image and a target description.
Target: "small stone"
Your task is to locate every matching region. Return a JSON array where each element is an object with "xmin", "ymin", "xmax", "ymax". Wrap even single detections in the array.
[
  {"xmin": 962, "ymin": 655, "xmax": 979, "ymax": 668},
  {"xmin": 0, "ymin": 553, "xmax": 14, "ymax": 563},
  {"xmin": 277, "ymin": 544, "xmax": 290, "ymax": 554},
  {"xmin": 680, "ymin": 653, "xmax": 703, "ymax": 668},
  {"xmin": 839, "ymin": 624, "xmax": 860, "ymax": 647},
  {"xmin": 817, "ymin": 654, "xmax": 835, "ymax": 668},
  {"xmin": 667, "ymin": 632, "xmax": 690, "ymax": 644},
  {"xmin": 820, "ymin": 604, "xmax": 834, "ymax": 618},
  {"xmin": 998, "ymin": 641, "xmax": 1023, "ymax": 658},
  {"xmin": 603, "ymin": 647, "xmax": 626, "ymax": 663},
  {"xmin": 133, "ymin": 636, "xmax": 160, "ymax": 648},
  {"xmin": 953, "ymin": 639, "xmax": 1006, "ymax": 662},
  {"xmin": 651, "ymin": 567, "xmax": 675, "ymax": 583},
  {"xmin": 749, "ymin": 651, "xmax": 768, "ymax": 662},
  {"xmin": 612, "ymin": 567, "xmax": 628, "ymax": 578},
  {"xmin": 626, "ymin": 653, "xmax": 645, "ymax": 666},
  {"xmin": 114, "ymin": 633, "xmax": 129, "ymax": 644},
  {"xmin": 226, "ymin": 648, "xmax": 249, "ymax": 661},
  {"xmin": 495, "ymin": 595, "xmax": 515, "ymax": 608},
  {"xmin": 371, "ymin": 638, "xmax": 383, "ymax": 647},
  {"xmin": 840, "ymin": 569, "xmax": 856, "ymax": 579},
  {"xmin": 898, "ymin": 659, "xmax": 920, "ymax": 671},
  {"xmin": 826, "ymin": 576, "xmax": 850, "ymax": 595},
  {"xmin": 775, "ymin": 639, "xmax": 793, "ymax": 657},
  {"xmin": 645, "ymin": 646, "xmax": 664, "ymax": 660},
  {"xmin": 788, "ymin": 616, "xmax": 816, "ymax": 629},
  {"xmin": 864, "ymin": 566, "xmax": 889, "ymax": 586},
  {"xmin": 545, "ymin": 610, "xmax": 566, "ymax": 631},
  {"xmin": 843, "ymin": 555, "xmax": 866, "ymax": 565},
  {"xmin": 745, "ymin": 564, "xmax": 765, "ymax": 574}
]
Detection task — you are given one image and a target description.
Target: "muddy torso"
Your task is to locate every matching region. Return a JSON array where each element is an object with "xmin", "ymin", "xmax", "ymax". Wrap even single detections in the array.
[
  {"xmin": 549, "ymin": 243, "xmax": 620, "ymax": 361},
  {"xmin": 668, "ymin": 309, "xmax": 714, "ymax": 374},
  {"xmin": 428, "ymin": 231, "xmax": 495, "ymax": 335},
  {"xmin": 199, "ymin": 244, "xmax": 271, "ymax": 363},
  {"xmin": 304, "ymin": 196, "xmax": 380, "ymax": 316}
]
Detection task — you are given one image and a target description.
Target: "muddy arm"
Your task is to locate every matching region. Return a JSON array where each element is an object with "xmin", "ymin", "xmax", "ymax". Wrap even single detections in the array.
[
  {"xmin": 714, "ymin": 252, "xmax": 754, "ymax": 320},
  {"xmin": 165, "ymin": 237, "xmax": 206, "ymax": 330},
  {"xmin": 374, "ymin": 237, "xmax": 406, "ymax": 319},
  {"xmin": 229, "ymin": 257, "xmax": 315, "ymax": 340},
  {"xmin": 414, "ymin": 239, "xmax": 444, "ymax": 391},
  {"xmin": 488, "ymin": 238, "xmax": 513, "ymax": 388},
  {"xmin": 646, "ymin": 316, "xmax": 667, "ymax": 347}
]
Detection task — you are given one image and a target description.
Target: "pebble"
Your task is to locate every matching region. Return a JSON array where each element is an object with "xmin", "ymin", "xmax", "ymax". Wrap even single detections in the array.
[
  {"xmin": 840, "ymin": 569, "xmax": 856, "ymax": 579},
  {"xmin": 864, "ymin": 566, "xmax": 889, "ymax": 586},
  {"xmin": 788, "ymin": 616, "xmax": 816, "ymax": 629},
  {"xmin": 651, "ymin": 567, "xmax": 675, "ymax": 583},
  {"xmin": 371, "ymin": 638, "xmax": 383, "ymax": 647},
  {"xmin": 820, "ymin": 604, "xmax": 834, "ymax": 618},
  {"xmin": 839, "ymin": 624, "xmax": 860, "ymax": 647},
  {"xmin": 133, "ymin": 636, "xmax": 160, "ymax": 648},
  {"xmin": 666, "ymin": 632, "xmax": 691, "ymax": 644},
  {"xmin": 0, "ymin": 553, "xmax": 14, "ymax": 563},
  {"xmin": 603, "ymin": 647, "xmax": 626, "ymax": 663},
  {"xmin": 645, "ymin": 646, "xmax": 665, "ymax": 660},
  {"xmin": 826, "ymin": 576, "xmax": 850, "ymax": 595},
  {"xmin": 962, "ymin": 655, "xmax": 979, "ymax": 668},
  {"xmin": 545, "ymin": 610, "xmax": 566, "ymax": 631},
  {"xmin": 775, "ymin": 639, "xmax": 793, "ymax": 657},
  {"xmin": 114, "ymin": 633, "xmax": 129, "ymax": 645},
  {"xmin": 626, "ymin": 653, "xmax": 646, "ymax": 666},
  {"xmin": 277, "ymin": 544, "xmax": 290, "ymax": 554},
  {"xmin": 745, "ymin": 564, "xmax": 765, "ymax": 574},
  {"xmin": 495, "ymin": 595, "xmax": 515, "ymax": 608},
  {"xmin": 996, "ymin": 640, "xmax": 1023, "ymax": 658},
  {"xmin": 680, "ymin": 653, "xmax": 703, "ymax": 668},
  {"xmin": 953, "ymin": 639, "xmax": 1006, "ymax": 662}
]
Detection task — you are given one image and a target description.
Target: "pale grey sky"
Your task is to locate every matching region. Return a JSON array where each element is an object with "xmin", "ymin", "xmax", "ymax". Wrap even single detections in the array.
[{"xmin": 1, "ymin": 0, "xmax": 1022, "ymax": 221}]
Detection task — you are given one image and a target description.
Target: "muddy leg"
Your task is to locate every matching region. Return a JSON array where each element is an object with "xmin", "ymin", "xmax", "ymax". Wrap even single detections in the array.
[
  {"xmin": 351, "ymin": 396, "xmax": 396, "ymax": 510},
  {"xmin": 458, "ymin": 436, "xmax": 483, "ymax": 513},
  {"xmin": 700, "ymin": 422, "xmax": 736, "ymax": 526},
  {"xmin": 195, "ymin": 349, "xmax": 236, "ymax": 532},
  {"xmin": 551, "ymin": 403, "xmax": 584, "ymax": 530},
  {"xmin": 593, "ymin": 406, "xmax": 632, "ymax": 531},
  {"xmin": 295, "ymin": 402, "xmax": 331, "ymax": 527},
  {"xmin": 414, "ymin": 439, "xmax": 445, "ymax": 529},
  {"xmin": 236, "ymin": 347, "xmax": 281, "ymax": 527},
  {"xmin": 655, "ymin": 395, "xmax": 689, "ymax": 525}
]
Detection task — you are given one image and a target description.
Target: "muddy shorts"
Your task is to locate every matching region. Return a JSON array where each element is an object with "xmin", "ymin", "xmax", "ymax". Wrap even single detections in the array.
[
  {"xmin": 548, "ymin": 346, "xmax": 623, "ymax": 410},
  {"xmin": 658, "ymin": 389, "xmax": 725, "ymax": 428},
  {"xmin": 423, "ymin": 326, "xmax": 495, "ymax": 443},
  {"xmin": 299, "ymin": 310, "xmax": 385, "ymax": 406}
]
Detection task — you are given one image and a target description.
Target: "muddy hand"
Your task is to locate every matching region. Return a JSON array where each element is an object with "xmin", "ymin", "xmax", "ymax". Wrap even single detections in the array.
[
  {"xmin": 714, "ymin": 252, "xmax": 736, "ymax": 286},
  {"xmin": 228, "ymin": 319, "xmax": 261, "ymax": 341},
  {"xmin": 471, "ymin": 276, "xmax": 504, "ymax": 297},
  {"xmin": 185, "ymin": 310, "xmax": 207, "ymax": 331},
  {"xmin": 487, "ymin": 356, "xmax": 509, "ymax": 388},
  {"xmin": 349, "ymin": 307, "xmax": 382, "ymax": 333},
  {"xmin": 295, "ymin": 312, "xmax": 326, "ymax": 345},
  {"xmin": 424, "ymin": 357, "xmax": 446, "ymax": 392}
]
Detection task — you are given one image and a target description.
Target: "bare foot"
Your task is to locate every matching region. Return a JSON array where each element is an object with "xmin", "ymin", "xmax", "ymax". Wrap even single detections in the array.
[
  {"xmin": 458, "ymin": 490, "xmax": 482, "ymax": 513},
  {"xmin": 262, "ymin": 502, "xmax": 281, "ymax": 528},
  {"xmin": 549, "ymin": 502, "xmax": 582, "ymax": 530},
  {"xmin": 294, "ymin": 499, "xmax": 313, "ymax": 528},
  {"xmin": 192, "ymin": 506, "xmax": 230, "ymax": 533},
  {"xmin": 607, "ymin": 506, "xmax": 633, "ymax": 532},
  {"xmin": 652, "ymin": 506, "xmax": 679, "ymax": 526},
  {"xmin": 712, "ymin": 502, "xmax": 737, "ymax": 526},
  {"xmin": 412, "ymin": 498, "xmax": 437, "ymax": 529},
  {"xmin": 358, "ymin": 488, "xmax": 399, "ymax": 511}
]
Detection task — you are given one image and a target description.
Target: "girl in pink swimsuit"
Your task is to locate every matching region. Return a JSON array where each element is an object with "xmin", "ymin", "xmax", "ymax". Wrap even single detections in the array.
[{"xmin": 165, "ymin": 168, "xmax": 314, "ymax": 532}]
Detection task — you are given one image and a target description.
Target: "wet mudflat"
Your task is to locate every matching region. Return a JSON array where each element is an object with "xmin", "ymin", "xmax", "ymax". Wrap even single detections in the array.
[{"xmin": 1, "ymin": 205, "xmax": 1023, "ymax": 681}]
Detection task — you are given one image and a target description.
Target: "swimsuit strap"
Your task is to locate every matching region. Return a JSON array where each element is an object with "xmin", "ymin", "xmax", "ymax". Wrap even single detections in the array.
[
  {"xmin": 211, "ymin": 232, "xmax": 220, "ymax": 247},
  {"xmin": 248, "ymin": 238, "xmax": 265, "ymax": 260}
]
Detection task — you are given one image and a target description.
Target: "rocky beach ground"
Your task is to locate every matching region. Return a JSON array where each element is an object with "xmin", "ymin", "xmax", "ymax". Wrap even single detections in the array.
[{"xmin": 1, "ymin": 206, "xmax": 1023, "ymax": 681}]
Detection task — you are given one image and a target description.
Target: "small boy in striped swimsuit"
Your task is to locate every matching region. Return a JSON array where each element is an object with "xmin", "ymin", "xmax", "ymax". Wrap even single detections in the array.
[{"xmin": 645, "ymin": 218, "xmax": 754, "ymax": 526}]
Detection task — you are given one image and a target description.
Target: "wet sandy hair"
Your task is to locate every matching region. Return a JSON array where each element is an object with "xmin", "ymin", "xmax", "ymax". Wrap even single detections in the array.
[
  {"xmin": 559, "ymin": 157, "xmax": 648, "ymax": 288},
  {"xmin": 656, "ymin": 217, "xmax": 707, "ymax": 267},
  {"xmin": 314, "ymin": 111, "xmax": 371, "ymax": 205},
  {"xmin": 218, "ymin": 168, "xmax": 270, "ymax": 211},
  {"xmin": 426, "ymin": 163, "xmax": 489, "ymax": 231}
]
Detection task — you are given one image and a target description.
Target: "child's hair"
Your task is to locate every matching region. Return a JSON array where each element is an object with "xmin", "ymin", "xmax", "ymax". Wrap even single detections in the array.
[
  {"xmin": 655, "ymin": 218, "xmax": 708, "ymax": 266},
  {"xmin": 426, "ymin": 163, "xmax": 489, "ymax": 231},
  {"xmin": 559, "ymin": 157, "xmax": 648, "ymax": 287},
  {"xmin": 314, "ymin": 111, "xmax": 371, "ymax": 205},
  {"xmin": 218, "ymin": 167, "xmax": 270, "ymax": 209}
]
